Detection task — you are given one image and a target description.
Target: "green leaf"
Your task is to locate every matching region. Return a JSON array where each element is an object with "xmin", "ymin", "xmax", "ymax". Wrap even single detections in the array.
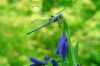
[
  {"xmin": 62, "ymin": 19, "xmax": 77, "ymax": 66},
  {"xmin": 74, "ymin": 41, "xmax": 79, "ymax": 63}
]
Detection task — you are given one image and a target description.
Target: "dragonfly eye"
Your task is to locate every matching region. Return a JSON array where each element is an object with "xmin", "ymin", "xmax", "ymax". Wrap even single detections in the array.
[
  {"xmin": 59, "ymin": 16, "xmax": 63, "ymax": 19},
  {"xmin": 51, "ymin": 16, "xmax": 53, "ymax": 17},
  {"xmin": 59, "ymin": 15, "xmax": 63, "ymax": 19}
]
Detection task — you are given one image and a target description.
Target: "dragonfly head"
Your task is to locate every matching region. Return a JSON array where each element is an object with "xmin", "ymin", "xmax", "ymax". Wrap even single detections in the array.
[
  {"xmin": 53, "ymin": 13, "xmax": 64, "ymax": 22},
  {"xmin": 59, "ymin": 13, "xmax": 64, "ymax": 19}
]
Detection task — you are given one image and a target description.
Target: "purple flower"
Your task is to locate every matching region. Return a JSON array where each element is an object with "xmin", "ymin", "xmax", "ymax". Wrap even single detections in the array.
[
  {"xmin": 44, "ymin": 56, "xmax": 50, "ymax": 61},
  {"xmin": 51, "ymin": 58, "xmax": 58, "ymax": 66},
  {"xmin": 56, "ymin": 32, "xmax": 68, "ymax": 61},
  {"xmin": 30, "ymin": 56, "xmax": 48, "ymax": 66}
]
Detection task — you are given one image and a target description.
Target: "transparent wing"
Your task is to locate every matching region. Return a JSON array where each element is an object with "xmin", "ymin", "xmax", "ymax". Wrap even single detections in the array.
[
  {"xmin": 27, "ymin": 19, "xmax": 50, "ymax": 34},
  {"xmin": 31, "ymin": 19, "xmax": 49, "ymax": 30},
  {"xmin": 31, "ymin": 19, "xmax": 49, "ymax": 24}
]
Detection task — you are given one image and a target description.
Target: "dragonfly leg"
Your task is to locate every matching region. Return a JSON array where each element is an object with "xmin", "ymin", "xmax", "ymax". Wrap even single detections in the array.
[
  {"xmin": 58, "ymin": 19, "xmax": 64, "ymax": 30},
  {"xmin": 58, "ymin": 20, "xmax": 62, "ymax": 28}
]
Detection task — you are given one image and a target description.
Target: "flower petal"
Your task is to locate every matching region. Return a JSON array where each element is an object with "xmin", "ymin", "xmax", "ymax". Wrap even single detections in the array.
[
  {"xmin": 44, "ymin": 56, "xmax": 49, "ymax": 61},
  {"xmin": 56, "ymin": 33, "xmax": 66, "ymax": 56},
  {"xmin": 51, "ymin": 58, "xmax": 58, "ymax": 66},
  {"xmin": 62, "ymin": 42, "xmax": 68, "ymax": 61},
  {"xmin": 56, "ymin": 33, "xmax": 68, "ymax": 61},
  {"xmin": 30, "ymin": 57, "xmax": 47, "ymax": 65}
]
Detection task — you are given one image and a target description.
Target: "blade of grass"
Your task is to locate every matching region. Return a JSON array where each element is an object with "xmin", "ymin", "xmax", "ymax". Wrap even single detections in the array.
[
  {"xmin": 74, "ymin": 41, "xmax": 79, "ymax": 63},
  {"xmin": 62, "ymin": 19, "xmax": 77, "ymax": 66}
]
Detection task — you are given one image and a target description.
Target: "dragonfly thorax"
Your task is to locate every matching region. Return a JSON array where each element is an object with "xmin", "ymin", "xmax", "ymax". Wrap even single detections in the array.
[{"xmin": 49, "ymin": 13, "xmax": 63, "ymax": 23}]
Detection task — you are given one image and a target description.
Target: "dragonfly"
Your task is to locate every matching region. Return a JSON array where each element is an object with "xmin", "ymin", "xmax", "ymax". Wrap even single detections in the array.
[{"xmin": 27, "ymin": 8, "xmax": 65, "ymax": 34}]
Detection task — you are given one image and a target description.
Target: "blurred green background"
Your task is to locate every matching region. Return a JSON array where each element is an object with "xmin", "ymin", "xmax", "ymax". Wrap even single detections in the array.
[{"xmin": 0, "ymin": 0, "xmax": 100, "ymax": 66}]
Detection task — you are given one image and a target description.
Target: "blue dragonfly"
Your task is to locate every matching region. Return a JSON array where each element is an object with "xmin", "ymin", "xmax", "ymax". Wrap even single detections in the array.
[{"xmin": 27, "ymin": 9, "xmax": 65, "ymax": 34}]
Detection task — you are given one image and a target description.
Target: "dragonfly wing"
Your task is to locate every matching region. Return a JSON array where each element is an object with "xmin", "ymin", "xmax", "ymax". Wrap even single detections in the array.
[
  {"xmin": 31, "ymin": 19, "xmax": 49, "ymax": 30},
  {"xmin": 32, "ymin": 19, "xmax": 49, "ymax": 24},
  {"xmin": 27, "ymin": 20, "xmax": 50, "ymax": 34}
]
